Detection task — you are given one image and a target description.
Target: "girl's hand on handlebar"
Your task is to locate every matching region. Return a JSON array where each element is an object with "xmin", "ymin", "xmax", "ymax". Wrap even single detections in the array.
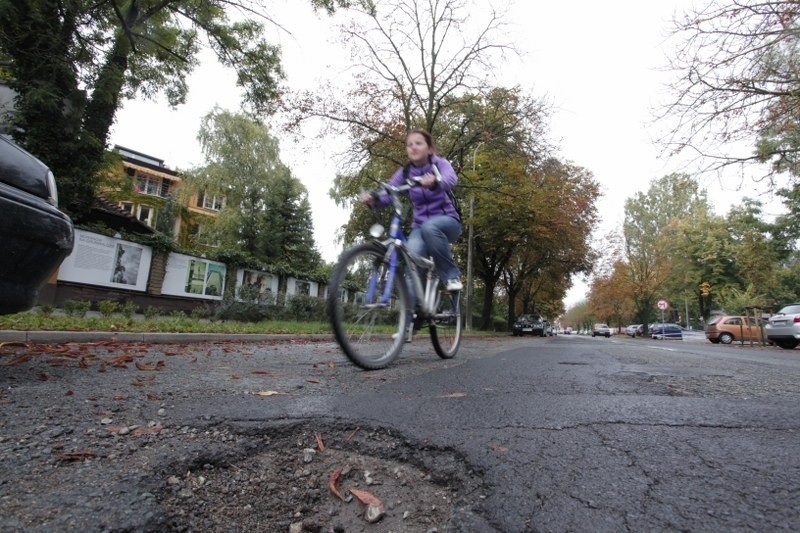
[{"xmin": 419, "ymin": 172, "xmax": 437, "ymax": 189}]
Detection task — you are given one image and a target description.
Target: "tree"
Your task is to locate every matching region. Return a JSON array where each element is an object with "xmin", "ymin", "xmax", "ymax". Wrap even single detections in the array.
[
  {"xmin": 623, "ymin": 173, "xmax": 711, "ymax": 326},
  {"xmin": 0, "ymin": 0, "xmax": 355, "ymax": 216},
  {"xmin": 289, "ymin": 0, "xmax": 517, "ymax": 174},
  {"xmin": 662, "ymin": 0, "xmax": 800, "ymax": 182},
  {"xmin": 183, "ymin": 109, "xmax": 321, "ymax": 271}
]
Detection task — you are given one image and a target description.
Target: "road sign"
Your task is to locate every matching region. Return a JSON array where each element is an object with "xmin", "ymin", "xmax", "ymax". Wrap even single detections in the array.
[{"xmin": 657, "ymin": 299, "xmax": 669, "ymax": 310}]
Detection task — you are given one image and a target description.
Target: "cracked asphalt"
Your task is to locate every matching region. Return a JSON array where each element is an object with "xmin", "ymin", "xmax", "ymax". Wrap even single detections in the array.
[{"xmin": 1, "ymin": 331, "xmax": 799, "ymax": 531}]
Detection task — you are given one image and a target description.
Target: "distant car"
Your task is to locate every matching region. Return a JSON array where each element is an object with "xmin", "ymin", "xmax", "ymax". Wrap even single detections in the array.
[
  {"xmin": 512, "ymin": 314, "xmax": 546, "ymax": 337},
  {"xmin": 562, "ymin": 327, "xmax": 572, "ymax": 335},
  {"xmin": 706, "ymin": 315, "xmax": 767, "ymax": 344},
  {"xmin": 591, "ymin": 323, "xmax": 611, "ymax": 338},
  {"xmin": 650, "ymin": 323, "xmax": 683, "ymax": 340},
  {"xmin": 0, "ymin": 135, "xmax": 74, "ymax": 314},
  {"xmin": 625, "ymin": 324, "xmax": 644, "ymax": 337},
  {"xmin": 765, "ymin": 304, "xmax": 800, "ymax": 349}
]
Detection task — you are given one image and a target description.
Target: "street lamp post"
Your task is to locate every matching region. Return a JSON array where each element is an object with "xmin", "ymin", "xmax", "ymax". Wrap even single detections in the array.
[{"xmin": 465, "ymin": 142, "xmax": 483, "ymax": 331}]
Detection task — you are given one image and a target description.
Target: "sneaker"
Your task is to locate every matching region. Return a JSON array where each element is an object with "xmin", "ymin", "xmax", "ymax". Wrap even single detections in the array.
[
  {"xmin": 392, "ymin": 326, "xmax": 414, "ymax": 343},
  {"xmin": 445, "ymin": 278, "xmax": 463, "ymax": 291}
]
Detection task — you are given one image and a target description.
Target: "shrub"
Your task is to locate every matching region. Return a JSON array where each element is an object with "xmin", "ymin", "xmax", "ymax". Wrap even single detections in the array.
[
  {"xmin": 285, "ymin": 294, "xmax": 327, "ymax": 322},
  {"xmin": 120, "ymin": 300, "xmax": 137, "ymax": 319},
  {"xmin": 37, "ymin": 305, "xmax": 54, "ymax": 317},
  {"xmin": 190, "ymin": 306, "xmax": 205, "ymax": 320},
  {"xmin": 213, "ymin": 300, "xmax": 270, "ymax": 323},
  {"xmin": 98, "ymin": 300, "xmax": 119, "ymax": 318},
  {"xmin": 63, "ymin": 300, "xmax": 91, "ymax": 318},
  {"xmin": 143, "ymin": 306, "xmax": 160, "ymax": 320}
]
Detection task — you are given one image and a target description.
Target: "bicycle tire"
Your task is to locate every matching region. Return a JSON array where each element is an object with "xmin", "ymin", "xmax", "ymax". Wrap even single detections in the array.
[
  {"xmin": 328, "ymin": 242, "xmax": 410, "ymax": 370},
  {"xmin": 430, "ymin": 285, "xmax": 462, "ymax": 359}
]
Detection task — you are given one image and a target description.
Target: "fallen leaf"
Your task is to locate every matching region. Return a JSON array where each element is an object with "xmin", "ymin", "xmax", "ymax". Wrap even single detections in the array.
[
  {"xmin": 315, "ymin": 432, "xmax": 325, "ymax": 452},
  {"xmin": 146, "ymin": 393, "xmax": 163, "ymax": 401},
  {"xmin": 251, "ymin": 370, "xmax": 274, "ymax": 376},
  {"xmin": 328, "ymin": 469, "xmax": 345, "ymax": 501},
  {"xmin": 135, "ymin": 361, "xmax": 165, "ymax": 371},
  {"xmin": 490, "ymin": 443, "xmax": 509, "ymax": 453},
  {"xmin": 37, "ymin": 373, "xmax": 51, "ymax": 381},
  {"xmin": 307, "ymin": 379, "xmax": 321, "ymax": 384},
  {"xmin": 254, "ymin": 390, "xmax": 285, "ymax": 397},
  {"xmin": 346, "ymin": 427, "xmax": 360, "ymax": 442},
  {"xmin": 0, "ymin": 341, "xmax": 29, "ymax": 349},
  {"xmin": 131, "ymin": 424, "xmax": 163, "ymax": 437},
  {"xmin": 56, "ymin": 450, "xmax": 96, "ymax": 462},
  {"xmin": 230, "ymin": 374, "xmax": 242, "ymax": 380},
  {"xmin": 440, "ymin": 392, "xmax": 467, "ymax": 398},
  {"xmin": 65, "ymin": 390, "xmax": 74, "ymax": 396},
  {"xmin": 350, "ymin": 488, "xmax": 384, "ymax": 508},
  {"xmin": 5, "ymin": 354, "xmax": 33, "ymax": 366},
  {"xmin": 108, "ymin": 355, "xmax": 134, "ymax": 368}
]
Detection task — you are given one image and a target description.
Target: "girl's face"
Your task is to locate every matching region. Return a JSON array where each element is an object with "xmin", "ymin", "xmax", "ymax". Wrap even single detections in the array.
[{"xmin": 406, "ymin": 132, "xmax": 432, "ymax": 166}]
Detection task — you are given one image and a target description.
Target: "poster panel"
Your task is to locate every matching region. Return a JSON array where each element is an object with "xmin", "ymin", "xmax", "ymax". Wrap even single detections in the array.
[
  {"xmin": 161, "ymin": 252, "xmax": 226, "ymax": 300},
  {"xmin": 57, "ymin": 229, "xmax": 151, "ymax": 291},
  {"xmin": 236, "ymin": 268, "xmax": 278, "ymax": 304}
]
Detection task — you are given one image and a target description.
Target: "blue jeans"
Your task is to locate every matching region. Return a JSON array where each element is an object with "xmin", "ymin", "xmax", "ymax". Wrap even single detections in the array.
[{"xmin": 407, "ymin": 215, "xmax": 462, "ymax": 286}]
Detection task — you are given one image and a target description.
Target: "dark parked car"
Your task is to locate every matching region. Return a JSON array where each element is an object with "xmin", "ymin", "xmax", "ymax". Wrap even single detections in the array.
[
  {"xmin": 0, "ymin": 135, "xmax": 74, "ymax": 314},
  {"xmin": 512, "ymin": 314, "xmax": 546, "ymax": 337},
  {"xmin": 650, "ymin": 323, "xmax": 683, "ymax": 340}
]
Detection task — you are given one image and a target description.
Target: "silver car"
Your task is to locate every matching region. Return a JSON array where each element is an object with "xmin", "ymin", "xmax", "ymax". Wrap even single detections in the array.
[{"xmin": 765, "ymin": 304, "xmax": 800, "ymax": 349}]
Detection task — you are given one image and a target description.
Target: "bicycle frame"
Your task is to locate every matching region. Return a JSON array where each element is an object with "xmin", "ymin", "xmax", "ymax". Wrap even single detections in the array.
[{"xmin": 365, "ymin": 182, "xmax": 442, "ymax": 319}]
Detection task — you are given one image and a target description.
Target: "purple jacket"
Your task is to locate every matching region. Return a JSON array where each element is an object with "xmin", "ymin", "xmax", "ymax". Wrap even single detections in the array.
[{"xmin": 377, "ymin": 154, "xmax": 461, "ymax": 229}]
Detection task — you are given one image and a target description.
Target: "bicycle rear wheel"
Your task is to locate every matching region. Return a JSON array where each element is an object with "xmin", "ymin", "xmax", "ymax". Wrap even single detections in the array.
[
  {"xmin": 430, "ymin": 286, "xmax": 462, "ymax": 359},
  {"xmin": 328, "ymin": 242, "xmax": 410, "ymax": 370}
]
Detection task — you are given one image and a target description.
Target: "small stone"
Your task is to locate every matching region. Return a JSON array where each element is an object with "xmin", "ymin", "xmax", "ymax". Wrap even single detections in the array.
[
  {"xmin": 118, "ymin": 426, "xmax": 130, "ymax": 436},
  {"xmin": 100, "ymin": 418, "xmax": 113, "ymax": 425},
  {"xmin": 302, "ymin": 448, "xmax": 316, "ymax": 463},
  {"xmin": 157, "ymin": 408, "xmax": 166, "ymax": 417},
  {"xmin": 289, "ymin": 522, "xmax": 303, "ymax": 533},
  {"xmin": 364, "ymin": 504, "xmax": 385, "ymax": 523},
  {"xmin": 167, "ymin": 476, "xmax": 181, "ymax": 485}
]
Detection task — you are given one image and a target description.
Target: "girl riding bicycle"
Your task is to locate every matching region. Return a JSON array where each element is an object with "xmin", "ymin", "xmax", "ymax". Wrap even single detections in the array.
[{"xmin": 363, "ymin": 128, "xmax": 463, "ymax": 292}]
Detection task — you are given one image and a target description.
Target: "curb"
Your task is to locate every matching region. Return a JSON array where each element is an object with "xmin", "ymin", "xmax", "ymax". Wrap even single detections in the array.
[{"xmin": 0, "ymin": 330, "xmax": 335, "ymax": 344}]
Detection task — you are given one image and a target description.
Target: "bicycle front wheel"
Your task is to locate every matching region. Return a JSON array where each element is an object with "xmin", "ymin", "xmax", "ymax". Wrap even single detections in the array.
[
  {"xmin": 328, "ymin": 242, "xmax": 410, "ymax": 370},
  {"xmin": 430, "ymin": 286, "xmax": 462, "ymax": 359}
]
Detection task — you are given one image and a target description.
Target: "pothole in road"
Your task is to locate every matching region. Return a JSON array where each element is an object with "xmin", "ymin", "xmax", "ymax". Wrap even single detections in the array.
[{"xmin": 158, "ymin": 423, "xmax": 485, "ymax": 532}]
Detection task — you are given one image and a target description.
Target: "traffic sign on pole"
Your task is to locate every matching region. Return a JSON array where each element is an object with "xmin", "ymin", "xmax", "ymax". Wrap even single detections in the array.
[{"xmin": 657, "ymin": 299, "xmax": 669, "ymax": 311}]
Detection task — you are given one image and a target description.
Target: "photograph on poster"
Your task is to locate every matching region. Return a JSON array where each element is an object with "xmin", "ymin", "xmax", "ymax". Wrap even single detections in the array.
[
  {"xmin": 185, "ymin": 259, "xmax": 207, "ymax": 294},
  {"xmin": 241, "ymin": 269, "xmax": 273, "ymax": 304},
  {"xmin": 204, "ymin": 263, "xmax": 225, "ymax": 296},
  {"xmin": 110, "ymin": 243, "xmax": 142, "ymax": 285}
]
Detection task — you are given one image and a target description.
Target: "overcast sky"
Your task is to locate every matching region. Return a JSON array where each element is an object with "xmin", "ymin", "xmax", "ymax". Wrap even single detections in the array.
[{"xmin": 110, "ymin": 0, "xmax": 776, "ymax": 308}]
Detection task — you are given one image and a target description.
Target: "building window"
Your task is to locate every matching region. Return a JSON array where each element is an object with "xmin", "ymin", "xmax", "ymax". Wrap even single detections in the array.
[
  {"xmin": 135, "ymin": 175, "xmax": 172, "ymax": 198},
  {"xmin": 197, "ymin": 190, "xmax": 225, "ymax": 211},
  {"xmin": 119, "ymin": 202, "xmax": 133, "ymax": 214},
  {"xmin": 296, "ymin": 281, "xmax": 311, "ymax": 295},
  {"xmin": 137, "ymin": 205, "xmax": 154, "ymax": 226}
]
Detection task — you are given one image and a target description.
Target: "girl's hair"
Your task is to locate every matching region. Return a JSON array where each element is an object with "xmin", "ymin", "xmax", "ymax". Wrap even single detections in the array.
[{"xmin": 407, "ymin": 128, "xmax": 434, "ymax": 150}]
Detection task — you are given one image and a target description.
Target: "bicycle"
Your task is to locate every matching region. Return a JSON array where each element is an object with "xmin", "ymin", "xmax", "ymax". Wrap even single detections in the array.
[{"xmin": 327, "ymin": 179, "xmax": 463, "ymax": 370}]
